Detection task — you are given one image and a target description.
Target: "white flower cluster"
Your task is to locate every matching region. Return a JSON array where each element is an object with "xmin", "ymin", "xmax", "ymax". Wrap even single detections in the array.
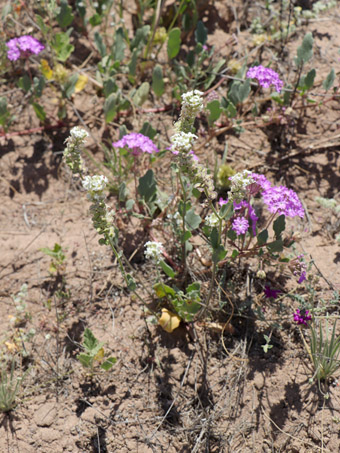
[
  {"xmin": 144, "ymin": 241, "xmax": 163, "ymax": 263},
  {"xmin": 82, "ymin": 175, "xmax": 108, "ymax": 201},
  {"xmin": 64, "ymin": 127, "xmax": 89, "ymax": 174},
  {"xmin": 229, "ymin": 170, "xmax": 254, "ymax": 202},
  {"xmin": 171, "ymin": 131, "xmax": 197, "ymax": 154},
  {"xmin": 69, "ymin": 126, "xmax": 89, "ymax": 142},
  {"xmin": 181, "ymin": 90, "xmax": 204, "ymax": 121},
  {"xmin": 205, "ymin": 213, "xmax": 220, "ymax": 228}
]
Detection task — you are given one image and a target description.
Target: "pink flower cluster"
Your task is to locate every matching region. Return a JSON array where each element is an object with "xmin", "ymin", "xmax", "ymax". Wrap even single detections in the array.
[
  {"xmin": 6, "ymin": 35, "xmax": 44, "ymax": 61},
  {"xmin": 293, "ymin": 309, "xmax": 311, "ymax": 326},
  {"xmin": 246, "ymin": 65, "xmax": 284, "ymax": 93},
  {"xmin": 112, "ymin": 133, "xmax": 159, "ymax": 156},
  {"xmin": 261, "ymin": 186, "xmax": 305, "ymax": 219}
]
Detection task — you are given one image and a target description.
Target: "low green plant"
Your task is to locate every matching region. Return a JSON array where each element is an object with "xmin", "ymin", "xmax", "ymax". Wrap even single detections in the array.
[
  {"xmin": 309, "ymin": 318, "xmax": 340, "ymax": 387},
  {"xmin": 77, "ymin": 328, "xmax": 117, "ymax": 375},
  {"xmin": 0, "ymin": 360, "xmax": 25, "ymax": 412}
]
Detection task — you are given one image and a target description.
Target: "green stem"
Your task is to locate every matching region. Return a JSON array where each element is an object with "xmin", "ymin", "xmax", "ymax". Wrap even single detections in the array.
[{"xmin": 178, "ymin": 170, "xmax": 188, "ymax": 277}]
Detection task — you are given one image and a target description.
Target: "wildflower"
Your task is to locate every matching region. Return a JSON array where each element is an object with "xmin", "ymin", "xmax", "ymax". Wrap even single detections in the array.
[
  {"xmin": 262, "ymin": 186, "xmax": 304, "ymax": 218},
  {"xmin": 293, "ymin": 308, "xmax": 311, "ymax": 326},
  {"xmin": 218, "ymin": 197, "xmax": 228, "ymax": 206},
  {"xmin": 205, "ymin": 213, "xmax": 220, "ymax": 228},
  {"xmin": 234, "ymin": 200, "xmax": 258, "ymax": 236},
  {"xmin": 264, "ymin": 286, "xmax": 281, "ymax": 299},
  {"xmin": 232, "ymin": 216, "xmax": 249, "ymax": 235},
  {"xmin": 228, "ymin": 170, "xmax": 255, "ymax": 203},
  {"xmin": 289, "ymin": 254, "xmax": 307, "ymax": 284},
  {"xmin": 249, "ymin": 173, "xmax": 272, "ymax": 194},
  {"xmin": 6, "ymin": 35, "xmax": 44, "ymax": 61},
  {"xmin": 246, "ymin": 65, "xmax": 284, "ymax": 93},
  {"xmin": 112, "ymin": 133, "xmax": 159, "ymax": 157},
  {"xmin": 177, "ymin": 90, "xmax": 204, "ymax": 133},
  {"xmin": 82, "ymin": 175, "xmax": 108, "ymax": 201},
  {"xmin": 170, "ymin": 131, "xmax": 198, "ymax": 154},
  {"xmin": 64, "ymin": 127, "xmax": 88, "ymax": 175},
  {"xmin": 144, "ymin": 241, "xmax": 163, "ymax": 263}
]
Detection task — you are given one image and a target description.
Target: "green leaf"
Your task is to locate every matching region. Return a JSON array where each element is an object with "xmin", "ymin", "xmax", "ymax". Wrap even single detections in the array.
[
  {"xmin": 132, "ymin": 82, "xmax": 150, "ymax": 106},
  {"xmin": 266, "ymin": 239, "xmax": 283, "ymax": 253},
  {"xmin": 206, "ymin": 100, "xmax": 221, "ymax": 124},
  {"xmin": 127, "ymin": 274, "xmax": 136, "ymax": 291},
  {"xmin": 212, "ymin": 244, "xmax": 226, "ymax": 264},
  {"xmin": 104, "ymin": 92, "xmax": 118, "ymax": 123},
  {"xmin": 195, "ymin": 20, "xmax": 207, "ymax": 45},
  {"xmin": 89, "ymin": 13, "xmax": 102, "ymax": 26},
  {"xmin": 52, "ymin": 32, "xmax": 74, "ymax": 62},
  {"xmin": 153, "ymin": 283, "xmax": 176, "ymax": 298},
  {"xmin": 33, "ymin": 76, "xmax": 45, "ymax": 98},
  {"xmin": 181, "ymin": 230, "xmax": 192, "ymax": 243},
  {"xmin": 113, "ymin": 27, "xmax": 126, "ymax": 61},
  {"xmin": 238, "ymin": 78, "xmax": 251, "ymax": 102},
  {"xmin": 139, "ymin": 122, "xmax": 157, "ymax": 139},
  {"xmin": 273, "ymin": 214, "xmax": 286, "ymax": 239},
  {"xmin": 167, "ymin": 28, "xmax": 181, "ymax": 59},
  {"xmin": 103, "ymin": 78, "xmax": 118, "ymax": 97},
  {"xmin": 77, "ymin": 353, "xmax": 92, "ymax": 368},
  {"xmin": 323, "ymin": 68, "xmax": 335, "ymax": 91},
  {"xmin": 18, "ymin": 74, "xmax": 31, "ymax": 92},
  {"xmin": 94, "ymin": 31, "xmax": 106, "ymax": 57},
  {"xmin": 295, "ymin": 32, "xmax": 313, "ymax": 66},
  {"xmin": 138, "ymin": 169, "xmax": 157, "ymax": 202},
  {"xmin": 64, "ymin": 73, "xmax": 78, "ymax": 99},
  {"xmin": 210, "ymin": 227, "xmax": 219, "ymax": 249},
  {"xmin": 83, "ymin": 328, "xmax": 99, "ymax": 352},
  {"xmin": 131, "ymin": 25, "xmax": 150, "ymax": 51},
  {"xmin": 35, "ymin": 14, "xmax": 49, "ymax": 34},
  {"xmin": 128, "ymin": 50, "xmax": 138, "ymax": 78},
  {"xmin": 160, "ymin": 260, "xmax": 175, "ymax": 278},
  {"xmin": 0, "ymin": 97, "xmax": 10, "ymax": 127},
  {"xmin": 185, "ymin": 208, "xmax": 201, "ymax": 230},
  {"xmin": 152, "ymin": 65, "xmax": 164, "ymax": 98},
  {"xmin": 304, "ymin": 68, "xmax": 316, "ymax": 90},
  {"xmin": 126, "ymin": 199, "xmax": 135, "ymax": 211},
  {"xmin": 56, "ymin": 0, "xmax": 74, "ymax": 28},
  {"xmin": 101, "ymin": 357, "xmax": 117, "ymax": 371},
  {"xmin": 32, "ymin": 102, "xmax": 46, "ymax": 122},
  {"xmin": 257, "ymin": 229, "xmax": 268, "ymax": 246}
]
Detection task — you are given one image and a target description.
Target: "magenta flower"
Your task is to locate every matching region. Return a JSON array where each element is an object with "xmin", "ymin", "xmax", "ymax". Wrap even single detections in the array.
[
  {"xmin": 218, "ymin": 197, "xmax": 228, "ymax": 206},
  {"xmin": 250, "ymin": 173, "xmax": 272, "ymax": 193},
  {"xmin": 247, "ymin": 65, "xmax": 284, "ymax": 93},
  {"xmin": 234, "ymin": 200, "xmax": 258, "ymax": 236},
  {"xmin": 113, "ymin": 133, "xmax": 159, "ymax": 156},
  {"xmin": 290, "ymin": 254, "xmax": 307, "ymax": 284},
  {"xmin": 293, "ymin": 309, "xmax": 311, "ymax": 326},
  {"xmin": 232, "ymin": 216, "xmax": 249, "ymax": 235},
  {"xmin": 264, "ymin": 286, "xmax": 281, "ymax": 299},
  {"xmin": 261, "ymin": 186, "xmax": 304, "ymax": 218},
  {"xmin": 6, "ymin": 35, "xmax": 44, "ymax": 61}
]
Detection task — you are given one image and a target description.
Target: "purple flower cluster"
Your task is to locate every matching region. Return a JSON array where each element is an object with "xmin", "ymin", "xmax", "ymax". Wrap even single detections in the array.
[
  {"xmin": 112, "ymin": 133, "xmax": 159, "ymax": 157},
  {"xmin": 246, "ymin": 65, "xmax": 284, "ymax": 93},
  {"xmin": 290, "ymin": 254, "xmax": 307, "ymax": 284},
  {"xmin": 293, "ymin": 309, "xmax": 311, "ymax": 326},
  {"xmin": 264, "ymin": 286, "xmax": 281, "ymax": 299},
  {"xmin": 261, "ymin": 186, "xmax": 304, "ymax": 219},
  {"xmin": 232, "ymin": 216, "xmax": 249, "ymax": 235},
  {"xmin": 6, "ymin": 35, "xmax": 44, "ymax": 61},
  {"xmin": 234, "ymin": 200, "xmax": 258, "ymax": 236}
]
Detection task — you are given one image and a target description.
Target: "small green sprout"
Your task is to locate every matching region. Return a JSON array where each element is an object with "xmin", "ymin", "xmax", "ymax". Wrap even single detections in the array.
[{"xmin": 77, "ymin": 328, "xmax": 116, "ymax": 375}]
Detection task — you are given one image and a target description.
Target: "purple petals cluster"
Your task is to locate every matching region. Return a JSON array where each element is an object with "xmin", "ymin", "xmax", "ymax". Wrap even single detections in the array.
[
  {"xmin": 293, "ymin": 309, "xmax": 311, "ymax": 326},
  {"xmin": 6, "ymin": 35, "xmax": 44, "ymax": 61},
  {"xmin": 264, "ymin": 286, "xmax": 281, "ymax": 299},
  {"xmin": 246, "ymin": 65, "xmax": 284, "ymax": 93},
  {"xmin": 261, "ymin": 186, "xmax": 304, "ymax": 219},
  {"xmin": 234, "ymin": 200, "xmax": 258, "ymax": 236},
  {"xmin": 232, "ymin": 216, "xmax": 249, "ymax": 235},
  {"xmin": 290, "ymin": 254, "xmax": 307, "ymax": 284},
  {"xmin": 112, "ymin": 133, "xmax": 159, "ymax": 157}
]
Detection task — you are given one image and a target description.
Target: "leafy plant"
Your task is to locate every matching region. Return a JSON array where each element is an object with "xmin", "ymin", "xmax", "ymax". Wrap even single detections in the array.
[
  {"xmin": 40, "ymin": 243, "xmax": 66, "ymax": 274},
  {"xmin": 77, "ymin": 328, "xmax": 116, "ymax": 374}
]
